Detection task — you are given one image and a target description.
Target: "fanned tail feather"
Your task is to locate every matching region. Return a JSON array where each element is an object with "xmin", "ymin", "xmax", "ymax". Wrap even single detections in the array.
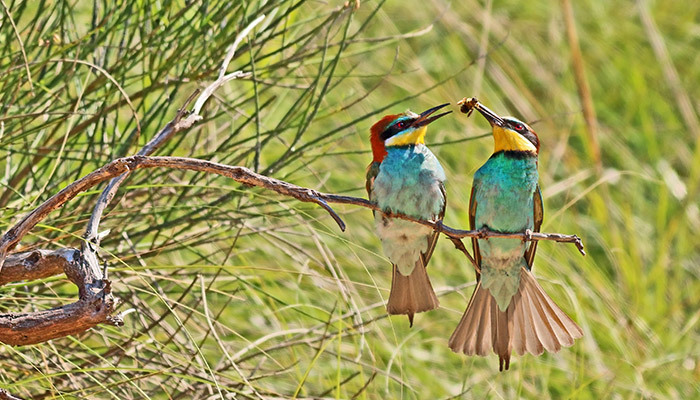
[
  {"xmin": 386, "ymin": 261, "xmax": 439, "ymax": 327},
  {"xmin": 448, "ymin": 282, "xmax": 512, "ymax": 370},
  {"xmin": 513, "ymin": 268, "xmax": 583, "ymax": 355},
  {"xmin": 449, "ymin": 268, "xmax": 583, "ymax": 370}
]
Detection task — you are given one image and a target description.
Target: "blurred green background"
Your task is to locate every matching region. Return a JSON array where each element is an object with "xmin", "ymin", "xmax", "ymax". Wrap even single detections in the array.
[{"xmin": 0, "ymin": 0, "xmax": 698, "ymax": 398}]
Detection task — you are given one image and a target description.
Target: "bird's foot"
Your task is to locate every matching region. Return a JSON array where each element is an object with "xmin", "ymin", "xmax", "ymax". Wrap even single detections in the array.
[
  {"xmin": 434, "ymin": 219, "xmax": 445, "ymax": 232},
  {"xmin": 477, "ymin": 227, "xmax": 490, "ymax": 239}
]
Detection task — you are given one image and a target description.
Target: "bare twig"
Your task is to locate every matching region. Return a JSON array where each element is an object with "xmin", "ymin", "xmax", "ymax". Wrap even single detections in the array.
[
  {"xmin": 192, "ymin": 14, "xmax": 265, "ymax": 115},
  {"xmin": 81, "ymin": 89, "xmax": 202, "ymax": 277},
  {"xmin": 0, "ymin": 155, "xmax": 585, "ymax": 274},
  {"xmin": 0, "ymin": 155, "xmax": 584, "ymax": 346}
]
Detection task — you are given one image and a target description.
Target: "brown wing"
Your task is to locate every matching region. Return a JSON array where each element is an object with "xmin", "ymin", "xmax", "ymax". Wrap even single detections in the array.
[
  {"xmin": 420, "ymin": 182, "xmax": 446, "ymax": 267},
  {"xmin": 524, "ymin": 184, "xmax": 544, "ymax": 269},
  {"xmin": 469, "ymin": 185, "xmax": 481, "ymax": 280},
  {"xmin": 366, "ymin": 161, "xmax": 381, "ymax": 216}
]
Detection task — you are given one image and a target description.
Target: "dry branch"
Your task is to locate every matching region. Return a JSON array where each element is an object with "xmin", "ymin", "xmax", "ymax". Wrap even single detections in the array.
[
  {"xmin": 0, "ymin": 155, "xmax": 585, "ymax": 271},
  {"xmin": 0, "ymin": 155, "xmax": 584, "ymax": 345},
  {"xmin": 0, "ymin": 249, "xmax": 76, "ymax": 286},
  {"xmin": 0, "ymin": 247, "xmax": 121, "ymax": 346}
]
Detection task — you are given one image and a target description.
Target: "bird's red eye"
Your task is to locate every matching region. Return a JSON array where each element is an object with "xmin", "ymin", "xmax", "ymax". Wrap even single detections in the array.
[
  {"xmin": 396, "ymin": 121, "xmax": 406, "ymax": 129},
  {"xmin": 515, "ymin": 124, "xmax": 524, "ymax": 131}
]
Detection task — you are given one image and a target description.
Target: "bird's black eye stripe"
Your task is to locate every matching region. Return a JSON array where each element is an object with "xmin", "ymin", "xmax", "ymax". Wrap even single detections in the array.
[
  {"xmin": 380, "ymin": 119, "xmax": 412, "ymax": 140},
  {"xmin": 510, "ymin": 121, "xmax": 525, "ymax": 132},
  {"xmin": 505, "ymin": 119, "xmax": 538, "ymax": 147}
]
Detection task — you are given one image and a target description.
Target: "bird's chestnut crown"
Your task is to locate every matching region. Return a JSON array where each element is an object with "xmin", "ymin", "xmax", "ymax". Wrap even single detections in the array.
[{"xmin": 369, "ymin": 103, "xmax": 451, "ymax": 162}]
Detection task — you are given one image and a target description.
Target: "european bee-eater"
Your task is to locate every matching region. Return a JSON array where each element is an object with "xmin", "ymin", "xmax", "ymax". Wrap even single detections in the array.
[
  {"xmin": 448, "ymin": 98, "xmax": 583, "ymax": 370},
  {"xmin": 367, "ymin": 103, "xmax": 451, "ymax": 326}
]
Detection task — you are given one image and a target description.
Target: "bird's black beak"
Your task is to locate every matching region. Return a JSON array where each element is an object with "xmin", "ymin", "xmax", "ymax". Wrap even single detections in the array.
[
  {"xmin": 412, "ymin": 103, "xmax": 452, "ymax": 128},
  {"xmin": 474, "ymin": 102, "xmax": 504, "ymax": 127}
]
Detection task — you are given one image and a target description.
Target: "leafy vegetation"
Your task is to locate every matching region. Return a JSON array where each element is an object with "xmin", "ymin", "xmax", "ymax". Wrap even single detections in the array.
[{"xmin": 0, "ymin": 0, "xmax": 698, "ymax": 398}]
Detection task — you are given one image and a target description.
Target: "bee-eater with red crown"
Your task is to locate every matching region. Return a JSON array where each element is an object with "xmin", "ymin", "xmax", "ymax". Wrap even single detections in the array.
[
  {"xmin": 367, "ymin": 103, "xmax": 451, "ymax": 326},
  {"xmin": 448, "ymin": 98, "xmax": 583, "ymax": 371}
]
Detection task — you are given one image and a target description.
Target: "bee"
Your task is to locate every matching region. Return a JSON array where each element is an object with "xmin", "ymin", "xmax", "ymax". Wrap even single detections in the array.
[{"xmin": 457, "ymin": 97, "xmax": 479, "ymax": 117}]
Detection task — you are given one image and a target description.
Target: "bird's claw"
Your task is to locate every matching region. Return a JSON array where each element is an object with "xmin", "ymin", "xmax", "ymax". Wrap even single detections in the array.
[
  {"xmin": 524, "ymin": 229, "xmax": 533, "ymax": 242},
  {"xmin": 434, "ymin": 220, "xmax": 444, "ymax": 231}
]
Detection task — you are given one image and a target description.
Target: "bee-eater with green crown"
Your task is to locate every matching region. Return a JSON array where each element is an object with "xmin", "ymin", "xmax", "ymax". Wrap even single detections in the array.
[
  {"xmin": 367, "ymin": 103, "xmax": 451, "ymax": 326},
  {"xmin": 448, "ymin": 98, "xmax": 583, "ymax": 371}
]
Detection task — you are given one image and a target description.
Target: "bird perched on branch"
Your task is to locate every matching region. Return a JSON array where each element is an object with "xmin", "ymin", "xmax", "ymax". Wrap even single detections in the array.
[
  {"xmin": 367, "ymin": 103, "xmax": 451, "ymax": 326},
  {"xmin": 448, "ymin": 98, "xmax": 583, "ymax": 370}
]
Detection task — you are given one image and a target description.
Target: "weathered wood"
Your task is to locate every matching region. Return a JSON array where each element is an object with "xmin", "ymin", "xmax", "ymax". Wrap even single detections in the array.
[
  {"xmin": 0, "ymin": 249, "xmax": 77, "ymax": 286},
  {"xmin": 0, "ymin": 247, "xmax": 121, "ymax": 346}
]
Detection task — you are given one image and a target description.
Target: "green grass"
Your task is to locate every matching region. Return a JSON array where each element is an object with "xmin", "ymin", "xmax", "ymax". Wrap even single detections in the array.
[{"xmin": 1, "ymin": 0, "xmax": 699, "ymax": 398}]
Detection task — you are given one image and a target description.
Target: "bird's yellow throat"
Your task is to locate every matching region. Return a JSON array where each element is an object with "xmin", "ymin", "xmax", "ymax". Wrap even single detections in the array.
[
  {"xmin": 385, "ymin": 126, "xmax": 427, "ymax": 147},
  {"xmin": 492, "ymin": 126, "xmax": 537, "ymax": 153}
]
